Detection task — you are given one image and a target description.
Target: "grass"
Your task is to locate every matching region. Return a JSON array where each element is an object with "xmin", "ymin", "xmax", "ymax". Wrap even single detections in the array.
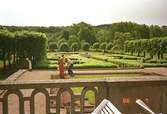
[
  {"xmin": 89, "ymin": 52, "xmax": 141, "ymax": 68},
  {"xmin": 72, "ymin": 87, "xmax": 95, "ymax": 105},
  {"xmin": 34, "ymin": 52, "xmax": 167, "ymax": 69},
  {"xmin": 35, "ymin": 52, "xmax": 117, "ymax": 69},
  {"xmin": 67, "ymin": 54, "xmax": 117, "ymax": 68},
  {"xmin": 143, "ymin": 63, "xmax": 167, "ymax": 67},
  {"xmin": 89, "ymin": 52, "xmax": 167, "ymax": 68}
]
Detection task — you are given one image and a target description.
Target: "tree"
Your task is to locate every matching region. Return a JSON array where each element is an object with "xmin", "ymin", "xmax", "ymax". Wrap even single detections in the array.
[
  {"xmin": 106, "ymin": 43, "xmax": 113, "ymax": 50},
  {"xmin": 150, "ymin": 25, "xmax": 162, "ymax": 38},
  {"xmin": 161, "ymin": 26, "xmax": 167, "ymax": 37},
  {"xmin": 15, "ymin": 31, "xmax": 48, "ymax": 63},
  {"xmin": 82, "ymin": 42, "xmax": 90, "ymax": 51},
  {"xmin": 113, "ymin": 32, "xmax": 124, "ymax": 51},
  {"xmin": 0, "ymin": 30, "xmax": 14, "ymax": 69},
  {"xmin": 61, "ymin": 29, "xmax": 69, "ymax": 40},
  {"xmin": 123, "ymin": 32, "xmax": 133, "ymax": 40},
  {"xmin": 71, "ymin": 42, "xmax": 80, "ymax": 51},
  {"xmin": 125, "ymin": 37, "xmax": 167, "ymax": 59},
  {"xmin": 100, "ymin": 42, "xmax": 107, "ymax": 52},
  {"xmin": 96, "ymin": 29, "xmax": 114, "ymax": 43},
  {"xmin": 49, "ymin": 42, "xmax": 58, "ymax": 51},
  {"xmin": 57, "ymin": 38, "xmax": 66, "ymax": 46},
  {"xmin": 59, "ymin": 42, "xmax": 69, "ymax": 52},
  {"xmin": 68, "ymin": 35, "xmax": 81, "ymax": 48},
  {"xmin": 160, "ymin": 37, "xmax": 167, "ymax": 59},
  {"xmin": 78, "ymin": 27, "xmax": 96, "ymax": 45},
  {"xmin": 92, "ymin": 42, "xmax": 100, "ymax": 51}
]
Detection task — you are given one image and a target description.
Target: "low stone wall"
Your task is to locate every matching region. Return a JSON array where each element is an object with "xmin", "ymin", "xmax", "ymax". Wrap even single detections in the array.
[{"xmin": 0, "ymin": 76, "xmax": 167, "ymax": 114}]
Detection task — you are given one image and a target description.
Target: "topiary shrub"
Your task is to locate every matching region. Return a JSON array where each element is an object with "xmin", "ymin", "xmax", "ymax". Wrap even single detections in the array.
[
  {"xmin": 49, "ymin": 42, "xmax": 58, "ymax": 51},
  {"xmin": 59, "ymin": 42, "xmax": 69, "ymax": 52},
  {"xmin": 92, "ymin": 42, "xmax": 100, "ymax": 51},
  {"xmin": 100, "ymin": 42, "xmax": 107, "ymax": 50},
  {"xmin": 82, "ymin": 42, "xmax": 90, "ymax": 51},
  {"xmin": 71, "ymin": 42, "xmax": 80, "ymax": 51},
  {"xmin": 106, "ymin": 43, "xmax": 113, "ymax": 50},
  {"xmin": 100, "ymin": 42, "xmax": 107, "ymax": 52}
]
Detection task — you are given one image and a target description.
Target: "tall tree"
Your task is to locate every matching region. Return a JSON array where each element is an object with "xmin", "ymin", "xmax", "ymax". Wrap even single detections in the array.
[{"xmin": 78, "ymin": 27, "xmax": 96, "ymax": 45}]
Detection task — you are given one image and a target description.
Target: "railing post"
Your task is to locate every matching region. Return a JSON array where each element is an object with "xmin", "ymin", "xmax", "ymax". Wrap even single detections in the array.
[
  {"xmin": 97, "ymin": 85, "xmax": 109, "ymax": 106},
  {"xmin": 3, "ymin": 89, "xmax": 24, "ymax": 114},
  {"xmin": 30, "ymin": 88, "xmax": 50, "ymax": 114},
  {"xmin": 3, "ymin": 95, "xmax": 8, "ymax": 114},
  {"xmin": 81, "ymin": 87, "xmax": 98, "ymax": 114}
]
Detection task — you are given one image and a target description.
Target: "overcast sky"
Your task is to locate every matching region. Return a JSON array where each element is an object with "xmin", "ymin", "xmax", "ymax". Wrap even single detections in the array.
[{"xmin": 0, "ymin": 0, "xmax": 166, "ymax": 26}]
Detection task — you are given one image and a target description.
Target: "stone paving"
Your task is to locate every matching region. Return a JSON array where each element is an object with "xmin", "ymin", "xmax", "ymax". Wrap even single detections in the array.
[
  {"xmin": 0, "ymin": 67, "xmax": 167, "ymax": 114},
  {"xmin": 16, "ymin": 67, "xmax": 167, "ymax": 81}
]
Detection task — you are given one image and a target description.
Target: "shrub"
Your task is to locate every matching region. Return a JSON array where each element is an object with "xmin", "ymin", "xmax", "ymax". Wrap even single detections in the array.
[
  {"xmin": 100, "ymin": 42, "xmax": 107, "ymax": 51},
  {"xmin": 106, "ymin": 43, "xmax": 113, "ymax": 50},
  {"xmin": 146, "ymin": 60, "xmax": 167, "ymax": 64},
  {"xmin": 82, "ymin": 42, "xmax": 90, "ymax": 51},
  {"xmin": 49, "ymin": 42, "xmax": 58, "ymax": 51},
  {"xmin": 71, "ymin": 42, "xmax": 80, "ymax": 51},
  {"xmin": 15, "ymin": 31, "xmax": 48, "ymax": 63},
  {"xmin": 59, "ymin": 42, "xmax": 69, "ymax": 52},
  {"xmin": 92, "ymin": 42, "xmax": 100, "ymax": 50}
]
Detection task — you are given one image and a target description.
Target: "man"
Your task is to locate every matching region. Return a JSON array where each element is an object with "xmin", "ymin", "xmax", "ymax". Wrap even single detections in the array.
[
  {"xmin": 67, "ymin": 58, "xmax": 74, "ymax": 77},
  {"xmin": 26, "ymin": 57, "xmax": 32, "ymax": 71},
  {"xmin": 58, "ymin": 55, "xmax": 65, "ymax": 78}
]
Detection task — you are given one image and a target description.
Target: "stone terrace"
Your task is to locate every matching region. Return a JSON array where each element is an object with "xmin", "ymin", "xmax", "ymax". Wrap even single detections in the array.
[{"xmin": 0, "ymin": 68, "xmax": 167, "ymax": 114}]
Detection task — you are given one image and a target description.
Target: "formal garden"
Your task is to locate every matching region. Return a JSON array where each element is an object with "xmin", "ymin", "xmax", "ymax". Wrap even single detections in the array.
[
  {"xmin": 35, "ymin": 51, "xmax": 167, "ymax": 70},
  {"xmin": 1, "ymin": 22, "xmax": 167, "ymax": 78},
  {"xmin": 0, "ymin": 22, "xmax": 167, "ymax": 113}
]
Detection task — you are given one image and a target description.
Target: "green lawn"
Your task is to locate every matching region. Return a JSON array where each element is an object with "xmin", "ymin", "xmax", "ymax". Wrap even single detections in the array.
[
  {"xmin": 35, "ymin": 52, "xmax": 117, "ymax": 69},
  {"xmin": 89, "ymin": 52, "xmax": 167, "ymax": 68},
  {"xmin": 89, "ymin": 52, "xmax": 141, "ymax": 68},
  {"xmin": 67, "ymin": 53, "xmax": 117, "ymax": 68},
  {"xmin": 35, "ymin": 52, "xmax": 167, "ymax": 69},
  {"xmin": 72, "ymin": 87, "xmax": 95, "ymax": 105}
]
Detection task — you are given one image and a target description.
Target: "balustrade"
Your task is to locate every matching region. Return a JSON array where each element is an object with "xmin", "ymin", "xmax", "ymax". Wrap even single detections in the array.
[{"xmin": 0, "ymin": 76, "xmax": 167, "ymax": 114}]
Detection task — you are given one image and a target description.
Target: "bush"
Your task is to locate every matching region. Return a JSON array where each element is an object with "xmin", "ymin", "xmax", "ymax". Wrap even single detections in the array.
[
  {"xmin": 15, "ymin": 31, "xmax": 48, "ymax": 63},
  {"xmin": 100, "ymin": 42, "xmax": 107, "ymax": 51},
  {"xmin": 49, "ymin": 42, "xmax": 58, "ymax": 51},
  {"xmin": 92, "ymin": 42, "xmax": 100, "ymax": 50},
  {"xmin": 146, "ymin": 60, "xmax": 167, "ymax": 64},
  {"xmin": 59, "ymin": 42, "xmax": 69, "ymax": 52},
  {"xmin": 71, "ymin": 42, "xmax": 80, "ymax": 51},
  {"xmin": 144, "ymin": 63, "xmax": 167, "ymax": 67},
  {"xmin": 122, "ymin": 56, "xmax": 140, "ymax": 60},
  {"xmin": 106, "ymin": 43, "xmax": 113, "ymax": 50},
  {"xmin": 82, "ymin": 42, "xmax": 90, "ymax": 51}
]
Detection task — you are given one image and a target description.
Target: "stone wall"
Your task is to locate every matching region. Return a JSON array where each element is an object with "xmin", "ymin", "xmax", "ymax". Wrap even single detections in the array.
[{"xmin": 0, "ymin": 76, "xmax": 167, "ymax": 114}]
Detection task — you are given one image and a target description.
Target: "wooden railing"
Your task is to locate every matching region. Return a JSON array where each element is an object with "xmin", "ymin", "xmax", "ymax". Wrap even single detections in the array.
[{"xmin": 0, "ymin": 76, "xmax": 167, "ymax": 114}]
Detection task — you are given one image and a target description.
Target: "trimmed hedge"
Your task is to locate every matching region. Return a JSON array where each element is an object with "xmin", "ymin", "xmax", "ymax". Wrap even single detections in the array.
[{"xmin": 0, "ymin": 30, "xmax": 48, "ymax": 70}]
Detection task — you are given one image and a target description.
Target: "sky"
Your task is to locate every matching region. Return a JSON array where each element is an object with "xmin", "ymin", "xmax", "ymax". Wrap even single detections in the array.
[{"xmin": 0, "ymin": 0, "xmax": 167, "ymax": 27}]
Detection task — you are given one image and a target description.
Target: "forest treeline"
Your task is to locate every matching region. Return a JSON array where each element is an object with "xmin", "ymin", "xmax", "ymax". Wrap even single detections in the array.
[
  {"xmin": 1, "ymin": 22, "xmax": 167, "ymax": 52},
  {"xmin": 0, "ymin": 21, "xmax": 167, "ymax": 70}
]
